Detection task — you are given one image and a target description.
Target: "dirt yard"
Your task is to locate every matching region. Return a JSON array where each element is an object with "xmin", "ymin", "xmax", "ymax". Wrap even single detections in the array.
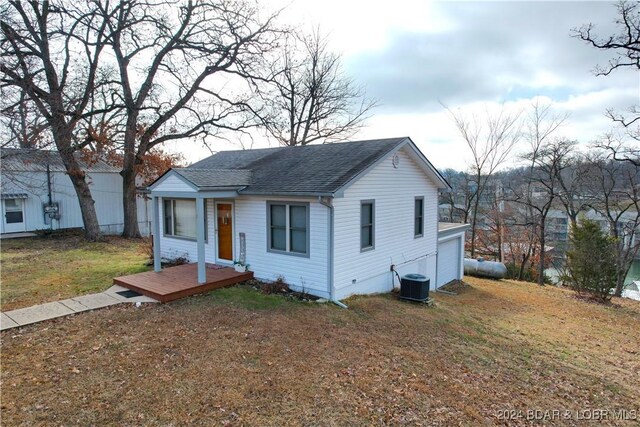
[
  {"xmin": 1, "ymin": 276, "xmax": 639, "ymax": 425},
  {"xmin": 0, "ymin": 234, "xmax": 149, "ymax": 311}
]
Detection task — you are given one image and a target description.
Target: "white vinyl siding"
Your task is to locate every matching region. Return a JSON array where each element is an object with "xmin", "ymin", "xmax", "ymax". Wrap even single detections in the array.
[
  {"xmin": 156, "ymin": 196, "xmax": 329, "ymax": 297},
  {"xmin": 0, "ymin": 170, "xmax": 151, "ymax": 235},
  {"xmin": 152, "ymin": 173, "xmax": 194, "ymax": 192},
  {"xmin": 332, "ymin": 147, "xmax": 439, "ymax": 299},
  {"xmin": 236, "ymin": 197, "xmax": 329, "ymax": 297}
]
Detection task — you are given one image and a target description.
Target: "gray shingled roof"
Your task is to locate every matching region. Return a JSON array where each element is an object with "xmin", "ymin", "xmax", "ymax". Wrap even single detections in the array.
[
  {"xmin": 0, "ymin": 148, "xmax": 120, "ymax": 173},
  {"xmin": 173, "ymin": 168, "xmax": 252, "ymax": 189},
  {"xmin": 189, "ymin": 137, "xmax": 409, "ymax": 195}
]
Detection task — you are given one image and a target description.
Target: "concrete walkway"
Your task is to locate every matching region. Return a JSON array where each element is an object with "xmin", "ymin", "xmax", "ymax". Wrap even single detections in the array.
[
  {"xmin": 0, "ymin": 285, "xmax": 158, "ymax": 331},
  {"xmin": 0, "ymin": 232, "xmax": 37, "ymax": 240}
]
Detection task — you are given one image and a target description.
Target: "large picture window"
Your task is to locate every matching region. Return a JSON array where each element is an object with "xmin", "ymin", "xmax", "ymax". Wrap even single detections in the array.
[
  {"xmin": 267, "ymin": 202, "xmax": 309, "ymax": 256},
  {"xmin": 361, "ymin": 200, "xmax": 375, "ymax": 251},
  {"xmin": 163, "ymin": 198, "xmax": 202, "ymax": 240},
  {"xmin": 415, "ymin": 197, "xmax": 424, "ymax": 237}
]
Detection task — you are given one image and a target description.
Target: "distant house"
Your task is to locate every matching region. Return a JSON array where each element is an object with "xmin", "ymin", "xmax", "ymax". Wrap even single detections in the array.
[
  {"xmin": 0, "ymin": 148, "xmax": 150, "ymax": 235},
  {"xmin": 148, "ymin": 137, "xmax": 468, "ymax": 301}
]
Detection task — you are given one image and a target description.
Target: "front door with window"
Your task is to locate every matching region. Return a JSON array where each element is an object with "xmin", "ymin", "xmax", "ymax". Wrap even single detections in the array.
[
  {"xmin": 216, "ymin": 203, "xmax": 233, "ymax": 262},
  {"xmin": 3, "ymin": 198, "xmax": 26, "ymax": 233}
]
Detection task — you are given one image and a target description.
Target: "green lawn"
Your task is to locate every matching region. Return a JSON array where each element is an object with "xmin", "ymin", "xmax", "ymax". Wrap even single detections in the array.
[{"xmin": 0, "ymin": 234, "xmax": 150, "ymax": 311}]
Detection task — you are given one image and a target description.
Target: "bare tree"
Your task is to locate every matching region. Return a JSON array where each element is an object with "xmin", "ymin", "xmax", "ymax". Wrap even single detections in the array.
[
  {"xmin": 500, "ymin": 194, "xmax": 539, "ymax": 281},
  {"xmin": 572, "ymin": 0, "xmax": 639, "ymax": 76},
  {"xmin": 596, "ymin": 129, "xmax": 640, "ymax": 167},
  {"xmin": 256, "ymin": 29, "xmax": 375, "ymax": 146},
  {"xmin": 90, "ymin": 0, "xmax": 279, "ymax": 238},
  {"xmin": 574, "ymin": 0, "xmax": 639, "ymax": 165},
  {"xmin": 1, "ymin": 1, "xmax": 112, "ymax": 241},
  {"xmin": 556, "ymin": 155, "xmax": 592, "ymax": 229},
  {"xmin": 584, "ymin": 152, "xmax": 640, "ymax": 296},
  {"xmin": 509, "ymin": 139, "xmax": 576, "ymax": 285},
  {"xmin": 445, "ymin": 104, "xmax": 521, "ymax": 257},
  {"xmin": 473, "ymin": 185, "xmax": 505, "ymax": 261},
  {"xmin": 0, "ymin": 88, "xmax": 50, "ymax": 149},
  {"xmin": 439, "ymin": 169, "xmax": 475, "ymax": 223}
]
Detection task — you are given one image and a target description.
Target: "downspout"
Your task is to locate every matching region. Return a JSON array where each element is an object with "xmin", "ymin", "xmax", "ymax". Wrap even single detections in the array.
[
  {"xmin": 46, "ymin": 163, "xmax": 53, "ymax": 206},
  {"xmin": 319, "ymin": 196, "xmax": 347, "ymax": 309},
  {"xmin": 46, "ymin": 163, "xmax": 54, "ymax": 231},
  {"xmin": 434, "ymin": 244, "xmax": 439, "ymax": 291}
]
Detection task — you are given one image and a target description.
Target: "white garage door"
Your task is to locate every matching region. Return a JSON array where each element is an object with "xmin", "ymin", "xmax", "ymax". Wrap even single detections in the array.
[{"xmin": 437, "ymin": 237, "xmax": 461, "ymax": 287}]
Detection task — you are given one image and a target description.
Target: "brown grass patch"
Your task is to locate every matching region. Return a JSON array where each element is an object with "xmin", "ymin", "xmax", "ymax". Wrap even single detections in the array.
[{"xmin": 1, "ymin": 277, "xmax": 639, "ymax": 425}]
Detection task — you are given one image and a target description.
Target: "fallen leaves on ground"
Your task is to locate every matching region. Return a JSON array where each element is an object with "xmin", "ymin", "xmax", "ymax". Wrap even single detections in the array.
[{"xmin": 1, "ymin": 278, "xmax": 639, "ymax": 426}]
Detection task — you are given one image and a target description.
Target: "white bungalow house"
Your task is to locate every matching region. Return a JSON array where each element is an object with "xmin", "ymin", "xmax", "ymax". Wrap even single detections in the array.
[
  {"xmin": 148, "ymin": 137, "xmax": 468, "ymax": 301},
  {"xmin": 0, "ymin": 148, "xmax": 151, "ymax": 235}
]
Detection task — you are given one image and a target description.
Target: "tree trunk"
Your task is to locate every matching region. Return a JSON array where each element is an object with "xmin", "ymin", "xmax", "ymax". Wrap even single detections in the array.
[
  {"xmin": 609, "ymin": 226, "xmax": 625, "ymax": 297},
  {"xmin": 470, "ymin": 197, "xmax": 480, "ymax": 257},
  {"xmin": 496, "ymin": 215, "xmax": 503, "ymax": 263},
  {"xmin": 517, "ymin": 255, "xmax": 526, "ymax": 281},
  {"xmin": 121, "ymin": 169, "xmax": 141, "ymax": 238},
  {"xmin": 518, "ymin": 253, "xmax": 530, "ymax": 281},
  {"xmin": 613, "ymin": 240, "xmax": 632, "ymax": 298},
  {"xmin": 121, "ymin": 149, "xmax": 142, "ymax": 238},
  {"xmin": 568, "ymin": 212, "xmax": 578, "ymax": 230},
  {"xmin": 614, "ymin": 269, "xmax": 626, "ymax": 297},
  {"xmin": 537, "ymin": 220, "xmax": 546, "ymax": 286},
  {"xmin": 58, "ymin": 149, "xmax": 102, "ymax": 241}
]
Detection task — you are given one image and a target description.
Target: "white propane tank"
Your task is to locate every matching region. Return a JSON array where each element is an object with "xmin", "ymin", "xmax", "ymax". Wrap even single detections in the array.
[{"xmin": 463, "ymin": 258, "xmax": 507, "ymax": 279}]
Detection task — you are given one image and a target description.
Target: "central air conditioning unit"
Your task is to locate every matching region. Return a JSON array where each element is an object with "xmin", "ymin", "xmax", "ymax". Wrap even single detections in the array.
[{"xmin": 399, "ymin": 274, "xmax": 430, "ymax": 302}]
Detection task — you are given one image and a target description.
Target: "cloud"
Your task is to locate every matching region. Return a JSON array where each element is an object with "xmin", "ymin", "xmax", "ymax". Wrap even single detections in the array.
[
  {"xmin": 345, "ymin": 1, "xmax": 635, "ymax": 113},
  {"xmin": 175, "ymin": 0, "xmax": 638, "ymax": 173}
]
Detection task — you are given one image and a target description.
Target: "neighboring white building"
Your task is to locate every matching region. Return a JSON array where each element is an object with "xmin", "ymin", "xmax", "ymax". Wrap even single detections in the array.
[
  {"xmin": 148, "ymin": 137, "xmax": 468, "ymax": 301},
  {"xmin": 0, "ymin": 148, "xmax": 150, "ymax": 235}
]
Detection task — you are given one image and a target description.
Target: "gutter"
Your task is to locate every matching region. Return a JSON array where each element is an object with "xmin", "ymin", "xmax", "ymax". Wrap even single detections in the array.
[
  {"xmin": 318, "ymin": 196, "xmax": 347, "ymax": 309},
  {"xmin": 241, "ymin": 190, "xmax": 336, "ymax": 197}
]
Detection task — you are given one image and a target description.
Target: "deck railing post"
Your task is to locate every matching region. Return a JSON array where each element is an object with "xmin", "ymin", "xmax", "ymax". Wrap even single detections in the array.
[
  {"xmin": 152, "ymin": 196, "xmax": 161, "ymax": 272},
  {"xmin": 196, "ymin": 197, "xmax": 206, "ymax": 284}
]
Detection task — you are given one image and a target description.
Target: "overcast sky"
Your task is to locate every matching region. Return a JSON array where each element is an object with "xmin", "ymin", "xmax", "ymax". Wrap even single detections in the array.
[{"xmin": 175, "ymin": 0, "xmax": 638, "ymax": 172}]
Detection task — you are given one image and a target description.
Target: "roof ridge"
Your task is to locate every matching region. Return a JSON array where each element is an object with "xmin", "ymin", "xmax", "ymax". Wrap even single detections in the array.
[
  {"xmin": 0, "ymin": 147, "xmax": 121, "ymax": 172},
  {"xmin": 178, "ymin": 167, "xmax": 252, "ymax": 172},
  {"xmin": 210, "ymin": 137, "xmax": 409, "ymax": 155}
]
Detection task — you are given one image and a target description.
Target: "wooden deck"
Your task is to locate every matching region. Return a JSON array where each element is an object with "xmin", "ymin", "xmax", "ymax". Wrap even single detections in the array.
[{"xmin": 113, "ymin": 263, "xmax": 253, "ymax": 303}]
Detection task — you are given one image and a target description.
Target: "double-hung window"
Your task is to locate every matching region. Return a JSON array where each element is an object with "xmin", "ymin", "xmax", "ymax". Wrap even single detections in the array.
[
  {"xmin": 360, "ymin": 200, "xmax": 375, "ymax": 251},
  {"xmin": 163, "ymin": 198, "xmax": 203, "ymax": 240},
  {"xmin": 414, "ymin": 197, "xmax": 424, "ymax": 237},
  {"xmin": 267, "ymin": 202, "xmax": 309, "ymax": 256}
]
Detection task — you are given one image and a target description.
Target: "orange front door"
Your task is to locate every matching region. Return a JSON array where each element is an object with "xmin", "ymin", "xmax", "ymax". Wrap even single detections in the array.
[{"xmin": 217, "ymin": 203, "xmax": 233, "ymax": 261}]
